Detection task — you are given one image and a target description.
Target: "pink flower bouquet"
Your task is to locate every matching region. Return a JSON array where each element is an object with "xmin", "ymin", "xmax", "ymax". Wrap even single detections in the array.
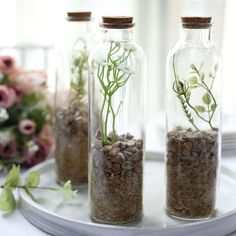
[{"xmin": 0, "ymin": 55, "xmax": 53, "ymax": 170}]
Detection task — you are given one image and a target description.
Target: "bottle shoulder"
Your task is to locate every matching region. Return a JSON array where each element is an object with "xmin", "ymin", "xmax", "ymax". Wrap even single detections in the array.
[
  {"xmin": 168, "ymin": 41, "xmax": 221, "ymax": 59},
  {"xmin": 89, "ymin": 39, "xmax": 146, "ymax": 65},
  {"xmin": 90, "ymin": 40, "xmax": 145, "ymax": 57}
]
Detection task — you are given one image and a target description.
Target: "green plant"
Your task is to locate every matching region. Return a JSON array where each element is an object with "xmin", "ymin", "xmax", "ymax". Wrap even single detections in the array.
[
  {"xmin": 0, "ymin": 165, "xmax": 77, "ymax": 212},
  {"xmin": 70, "ymin": 41, "xmax": 89, "ymax": 105},
  {"xmin": 96, "ymin": 41, "xmax": 134, "ymax": 145},
  {"xmin": 172, "ymin": 54, "xmax": 218, "ymax": 131}
]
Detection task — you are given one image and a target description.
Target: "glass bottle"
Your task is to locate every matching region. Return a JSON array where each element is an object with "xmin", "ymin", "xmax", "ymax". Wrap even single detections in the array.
[
  {"xmin": 55, "ymin": 12, "xmax": 92, "ymax": 189},
  {"xmin": 166, "ymin": 17, "xmax": 222, "ymax": 220},
  {"xmin": 89, "ymin": 16, "xmax": 146, "ymax": 224}
]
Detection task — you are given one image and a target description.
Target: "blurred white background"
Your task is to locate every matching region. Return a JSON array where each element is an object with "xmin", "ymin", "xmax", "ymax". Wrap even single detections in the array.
[{"xmin": 0, "ymin": 0, "xmax": 235, "ymax": 153}]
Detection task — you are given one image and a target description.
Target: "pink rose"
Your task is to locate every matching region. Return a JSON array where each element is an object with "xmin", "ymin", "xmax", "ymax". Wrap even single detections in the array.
[
  {"xmin": 19, "ymin": 119, "xmax": 36, "ymax": 135},
  {"xmin": 0, "ymin": 85, "xmax": 17, "ymax": 108},
  {"xmin": 13, "ymin": 88, "xmax": 22, "ymax": 104},
  {"xmin": 24, "ymin": 139, "xmax": 48, "ymax": 167},
  {"xmin": 38, "ymin": 124, "xmax": 54, "ymax": 150},
  {"xmin": 0, "ymin": 140, "xmax": 17, "ymax": 158},
  {"xmin": 8, "ymin": 68, "xmax": 24, "ymax": 83},
  {"xmin": 0, "ymin": 56, "xmax": 16, "ymax": 75},
  {"xmin": 14, "ymin": 71, "xmax": 47, "ymax": 94}
]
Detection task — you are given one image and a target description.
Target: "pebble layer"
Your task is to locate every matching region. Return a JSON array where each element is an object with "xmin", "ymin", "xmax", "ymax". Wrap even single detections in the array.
[
  {"xmin": 166, "ymin": 128, "xmax": 219, "ymax": 219},
  {"xmin": 55, "ymin": 105, "xmax": 88, "ymax": 188},
  {"xmin": 91, "ymin": 131, "xmax": 143, "ymax": 224}
]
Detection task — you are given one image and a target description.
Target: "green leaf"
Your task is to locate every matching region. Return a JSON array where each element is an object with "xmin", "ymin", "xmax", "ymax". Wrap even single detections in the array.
[
  {"xmin": 61, "ymin": 181, "xmax": 77, "ymax": 200},
  {"xmin": 179, "ymin": 81, "xmax": 184, "ymax": 89},
  {"xmin": 0, "ymin": 187, "xmax": 16, "ymax": 212},
  {"xmin": 188, "ymin": 76, "xmax": 198, "ymax": 85},
  {"xmin": 0, "ymin": 75, "xmax": 9, "ymax": 85},
  {"xmin": 24, "ymin": 171, "xmax": 40, "ymax": 202},
  {"xmin": 200, "ymin": 73, "xmax": 205, "ymax": 81},
  {"xmin": 185, "ymin": 90, "xmax": 191, "ymax": 101},
  {"xmin": 195, "ymin": 105, "xmax": 206, "ymax": 113},
  {"xmin": 5, "ymin": 165, "xmax": 20, "ymax": 189},
  {"xmin": 211, "ymin": 103, "xmax": 217, "ymax": 111},
  {"xmin": 25, "ymin": 172, "xmax": 40, "ymax": 189},
  {"xmin": 1, "ymin": 105, "xmax": 23, "ymax": 127},
  {"xmin": 190, "ymin": 64, "xmax": 196, "ymax": 71},
  {"xmin": 21, "ymin": 92, "xmax": 42, "ymax": 108},
  {"xmin": 202, "ymin": 92, "xmax": 212, "ymax": 105},
  {"xmin": 27, "ymin": 108, "xmax": 48, "ymax": 134},
  {"xmin": 24, "ymin": 187, "xmax": 36, "ymax": 202},
  {"xmin": 178, "ymin": 95, "xmax": 184, "ymax": 103}
]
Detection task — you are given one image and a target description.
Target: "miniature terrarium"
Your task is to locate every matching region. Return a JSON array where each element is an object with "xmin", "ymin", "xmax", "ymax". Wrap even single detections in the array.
[
  {"xmin": 89, "ymin": 16, "xmax": 146, "ymax": 224},
  {"xmin": 55, "ymin": 12, "xmax": 92, "ymax": 188},
  {"xmin": 165, "ymin": 17, "xmax": 222, "ymax": 220}
]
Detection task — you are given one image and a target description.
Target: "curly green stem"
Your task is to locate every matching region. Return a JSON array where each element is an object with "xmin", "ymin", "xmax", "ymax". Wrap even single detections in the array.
[
  {"xmin": 172, "ymin": 54, "xmax": 217, "ymax": 130},
  {"xmin": 97, "ymin": 42, "xmax": 133, "ymax": 144}
]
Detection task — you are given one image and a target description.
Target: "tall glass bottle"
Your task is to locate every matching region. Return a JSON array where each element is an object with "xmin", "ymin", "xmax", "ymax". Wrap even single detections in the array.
[
  {"xmin": 55, "ymin": 12, "xmax": 92, "ymax": 189},
  {"xmin": 89, "ymin": 16, "xmax": 146, "ymax": 224},
  {"xmin": 166, "ymin": 17, "xmax": 222, "ymax": 220}
]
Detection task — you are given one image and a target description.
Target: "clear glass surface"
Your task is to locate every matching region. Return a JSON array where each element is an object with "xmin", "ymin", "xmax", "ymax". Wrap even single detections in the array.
[
  {"xmin": 55, "ymin": 20, "xmax": 92, "ymax": 188},
  {"xmin": 89, "ymin": 27, "xmax": 146, "ymax": 224},
  {"xmin": 165, "ymin": 26, "xmax": 222, "ymax": 220}
]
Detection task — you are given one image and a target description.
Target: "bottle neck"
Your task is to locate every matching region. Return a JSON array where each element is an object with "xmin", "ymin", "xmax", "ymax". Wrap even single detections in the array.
[
  {"xmin": 67, "ymin": 21, "xmax": 91, "ymax": 38},
  {"xmin": 180, "ymin": 27, "xmax": 211, "ymax": 43},
  {"xmin": 102, "ymin": 28, "xmax": 133, "ymax": 42}
]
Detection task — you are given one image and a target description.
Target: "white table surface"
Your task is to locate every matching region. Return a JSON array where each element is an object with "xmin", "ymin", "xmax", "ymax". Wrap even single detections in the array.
[{"xmin": 1, "ymin": 156, "xmax": 236, "ymax": 236}]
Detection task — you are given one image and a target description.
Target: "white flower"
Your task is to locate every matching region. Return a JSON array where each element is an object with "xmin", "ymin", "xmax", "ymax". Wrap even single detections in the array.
[
  {"xmin": 0, "ymin": 130, "xmax": 12, "ymax": 144},
  {"xmin": 61, "ymin": 181, "xmax": 77, "ymax": 200},
  {"xmin": 94, "ymin": 57, "xmax": 107, "ymax": 66},
  {"xmin": 117, "ymin": 64, "xmax": 134, "ymax": 75},
  {"xmin": 27, "ymin": 141, "xmax": 39, "ymax": 155},
  {"xmin": 0, "ymin": 108, "xmax": 9, "ymax": 122},
  {"xmin": 123, "ymin": 45, "xmax": 135, "ymax": 52}
]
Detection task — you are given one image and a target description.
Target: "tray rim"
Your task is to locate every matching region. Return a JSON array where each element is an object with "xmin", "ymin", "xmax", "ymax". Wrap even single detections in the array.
[{"xmin": 19, "ymin": 158, "xmax": 236, "ymax": 234}]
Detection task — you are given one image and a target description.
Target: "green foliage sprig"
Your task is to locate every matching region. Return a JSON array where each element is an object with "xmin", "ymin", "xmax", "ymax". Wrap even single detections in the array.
[
  {"xmin": 70, "ymin": 42, "xmax": 89, "ymax": 105},
  {"xmin": 172, "ymin": 54, "xmax": 218, "ymax": 130},
  {"xmin": 0, "ymin": 165, "xmax": 77, "ymax": 213},
  {"xmin": 96, "ymin": 41, "xmax": 134, "ymax": 145}
]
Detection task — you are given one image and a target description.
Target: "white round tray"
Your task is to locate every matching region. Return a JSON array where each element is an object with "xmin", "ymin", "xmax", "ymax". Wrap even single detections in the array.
[{"xmin": 19, "ymin": 159, "xmax": 236, "ymax": 236}]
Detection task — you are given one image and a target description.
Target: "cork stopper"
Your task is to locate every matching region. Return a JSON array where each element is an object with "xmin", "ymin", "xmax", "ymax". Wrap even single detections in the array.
[
  {"xmin": 67, "ymin": 12, "xmax": 92, "ymax": 21},
  {"xmin": 100, "ymin": 16, "xmax": 135, "ymax": 29},
  {"xmin": 181, "ymin": 17, "xmax": 212, "ymax": 29}
]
